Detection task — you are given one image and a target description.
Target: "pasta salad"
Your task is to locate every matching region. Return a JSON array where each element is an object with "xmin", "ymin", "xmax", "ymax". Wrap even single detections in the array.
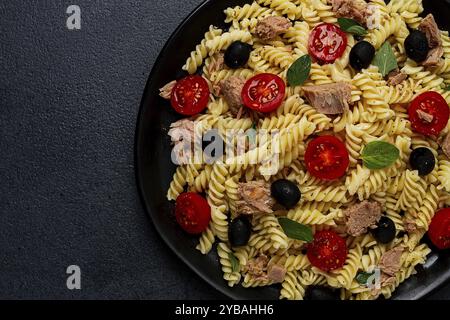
[{"xmin": 159, "ymin": 0, "xmax": 450, "ymax": 300}]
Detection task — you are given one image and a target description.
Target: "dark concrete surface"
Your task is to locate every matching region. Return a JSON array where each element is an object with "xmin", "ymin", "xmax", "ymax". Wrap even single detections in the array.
[{"xmin": 0, "ymin": 0, "xmax": 448, "ymax": 299}]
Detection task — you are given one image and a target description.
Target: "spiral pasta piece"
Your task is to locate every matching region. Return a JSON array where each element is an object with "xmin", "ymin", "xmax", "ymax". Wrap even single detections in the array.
[
  {"xmin": 167, "ymin": 166, "xmax": 187, "ymax": 201},
  {"xmin": 217, "ymin": 242, "xmax": 241, "ymax": 286},
  {"xmin": 365, "ymin": 14, "xmax": 406, "ymax": 49},
  {"xmin": 280, "ymin": 271, "xmax": 305, "ymax": 300},
  {"xmin": 206, "ymin": 30, "xmax": 253, "ymax": 57},
  {"xmin": 183, "ymin": 26, "xmax": 223, "ymax": 74},
  {"xmin": 283, "ymin": 21, "xmax": 310, "ymax": 55},
  {"xmin": 225, "ymin": 2, "xmax": 274, "ymax": 23},
  {"xmin": 189, "ymin": 165, "xmax": 213, "ymax": 193},
  {"xmin": 209, "ymin": 204, "xmax": 229, "ymax": 242},
  {"xmin": 225, "ymin": 173, "xmax": 241, "ymax": 217},
  {"xmin": 253, "ymin": 214, "xmax": 289, "ymax": 250},
  {"xmin": 396, "ymin": 170, "xmax": 427, "ymax": 211},
  {"xmin": 309, "ymin": 0, "xmax": 336, "ymax": 24},
  {"xmin": 196, "ymin": 223, "xmax": 215, "ymax": 255},
  {"xmin": 438, "ymin": 157, "xmax": 450, "ymax": 192},
  {"xmin": 256, "ymin": 0, "xmax": 301, "ymax": 20},
  {"xmin": 328, "ymin": 245, "xmax": 362, "ymax": 289},
  {"xmin": 287, "ymin": 208, "xmax": 337, "ymax": 226}
]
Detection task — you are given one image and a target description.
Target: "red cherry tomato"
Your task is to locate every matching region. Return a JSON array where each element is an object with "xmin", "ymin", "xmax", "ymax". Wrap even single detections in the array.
[
  {"xmin": 408, "ymin": 91, "xmax": 449, "ymax": 136},
  {"xmin": 170, "ymin": 75, "xmax": 210, "ymax": 115},
  {"xmin": 308, "ymin": 23, "xmax": 348, "ymax": 64},
  {"xmin": 428, "ymin": 208, "xmax": 450, "ymax": 250},
  {"xmin": 241, "ymin": 73, "xmax": 286, "ymax": 113},
  {"xmin": 305, "ymin": 135, "xmax": 350, "ymax": 180},
  {"xmin": 175, "ymin": 192, "xmax": 211, "ymax": 234},
  {"xmin": 307, "ymin": 230, "xmax": 348, "ymax": 272}
]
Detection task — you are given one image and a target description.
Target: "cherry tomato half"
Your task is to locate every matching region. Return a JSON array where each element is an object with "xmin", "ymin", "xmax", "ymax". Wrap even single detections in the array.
[
  {"xmin": 428, "ymin": 208, "xmax": 450, "ymax": 250},
  {"xmin": 308, "ymin": 23, "xmax": 348, "ymax": 64},
  {"xmin": 241, "ymin": 73, "xmax": 286, "ymax": 113},
  {"xmin": 307, "ymin": 230, "xmax": 348, "ymax": 272},
  {"xmin": 170, "ymin": 75, "xmax": 210, "ymax": 115},
  {"xmin": 305, "ymin": 135, "xmax": 350, "ymax": 180},
  {"xmin": 408, "ymin": 91, "xmax": 449, "ymax": 136},
  {"xmin": 175, "ymin": 192, "xmax": 211, "ymax": 234}
]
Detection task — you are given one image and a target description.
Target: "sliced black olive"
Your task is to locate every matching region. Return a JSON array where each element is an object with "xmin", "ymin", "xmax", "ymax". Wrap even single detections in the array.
[
  {"xmin": 371, "ymin": 216, "xmax": 396, "ymax": 244},
  {"xmin": 306, "ymin": 286, "xmax": 340, "ymax": 300},
  {"xmin": 404, "ymin": 30, "xmax": 429, "ymax": 62},
  {"xmin": 229, "ymin": 216, "xmax": 252, "ymax": 247},
  {"xmin": 384, "ymin": 0, "xmax": 391, "ymax": 4},
  {"xmin": 271, "ymin": 179, "xmax": 301, "ymax": 209},
  {"xmin": 409, "ymin": 147, "xmax": 436, "ymax": 176},
  {"xmin": 224, "ymin": 41, "xmax": 252, "ymax": 69},
  {"xmin": 350, "ymin": 41, "xmax": 375, "ymax": 71}
]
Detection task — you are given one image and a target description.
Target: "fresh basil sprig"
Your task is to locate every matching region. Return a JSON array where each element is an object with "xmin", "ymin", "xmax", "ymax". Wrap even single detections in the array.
[
  {"xmin": 361, "ymin": 141, "xmax": 400, "ymax": 170},
  {"xmin": 444, "ymin": 85, "xmax": 450, "ymax": 92},
  {"xmin": 228, "ymin": 252, "xmax": 239, "ymax": 273},
  {"xmin": 287, "ymin": 54, "xmax": 311, "ymax": 87},
  {"xmin": 356, "ymin": 271, "xmax": 375, "ymax": 285},
  {"xmin": 372, "ymin": 41, "xmax": 398, "ymax": 77},
  {"xmin": 278, "ymin": 217, "xmax": 313, "ymax": 242},
  {"xmin": 337, "ymin": 18, "xmax": 367, "ymax": 36}
]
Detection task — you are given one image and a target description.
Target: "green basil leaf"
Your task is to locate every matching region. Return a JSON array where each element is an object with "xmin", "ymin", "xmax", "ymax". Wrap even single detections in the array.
[
  {"xmin": 278, "ymin": 217, "xmax": 313, "ymax": 242},
  {"xmin": 287, "ymin": 54, "xmax": 311, "ymax": 87},
  {"xmin": 228, "ymin": 252, "xmax": 239, "ymax": 273},
  {"xmin": 356, "ymin": 271, "xmax": 374, "ymax": 285},
  {"xmin": 444, "ymin": 85, "xmax": 450, "ymax": 92},
  {"xmin": 372, "ymin": 41, "xmax": 398, "ymax": 77},
  {"xmin": 338, "ymin": 18, "xmax": 367, "ymax": 36},
  {"xmin": 346, "ymin": 25, "xmax": 368, "ymax": 36},
  {"xmin": 361, "ymin": 141, "xmax": 400, "ymax": 170}
]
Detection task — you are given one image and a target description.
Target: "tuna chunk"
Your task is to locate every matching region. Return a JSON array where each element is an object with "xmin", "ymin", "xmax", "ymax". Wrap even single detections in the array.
[
  {"xmin": 418, "ymin": 14, "xmax": 443, "ymax": 67},
  {"xmin": 267, "ymin": 264, "xmax": 287, "ymax": 283},
  {"xmin": 302, "ymin": 82, "xmax": 352, "ymax": 115},
  {"xmin": 168, "ymin": 119, "xmax": 195, "ymax": 143},
  {"xmin": 207, "ymin": 53, "xmax": 225, "ymax": 75},
  {"xmin": 386, "ymin": 70, "xmax": 407, "ymax": 86},
  {"xmin": 422, "ymin": 46, "xmax": 444, "ymax": 67},
  {"xmin": 416, "ymin": 109, "xmax": 434, "ymax": 123},
  {"xmin": 236, "ymin": 181, "xmax": 276, "ymax": 215},
  {"xmin": 329, "ymin": 0, "xmax": 369, "ymax": 26},
  {"xmin": 379, "ymin": 246, "xmax": 404, "ymax": 276},
  {"xmin": 403, "ymin": 218, "xmax": 417, "ymax": 233},
  {"xmin": 159, "ymin": 80, "xmax": 177, "ymax": 100},
  {"xmin": 370, "ymin": 273, "xmax": 397, "ymax": 297},
  {"xmin": 441, "ymin": 133, "xmax": 450, "ymax": 159},
  {"xmin": 220, "ymin": 76, "xmax": 246, "ymax": 115},
  {"xmin": 168, "ymin": 119, "xmax": 195, "ymax": 164},
  {"xmin": 419, "ymin": 14, "xmax": 442, "ymax": 48},
  {"xmin": 244, "ymin": 254, "xmax": 269, "ymax": 278},
  {"xmin": 344, "ymin": 200, "xmax": 382, "ymax": 236},
  {"xmin": 380, "ymin": 273, "xmax": 397, "ymax": 286},
  {"xmin": 255, "ymin": 16, "xmax": 292, "ymax": 41}
]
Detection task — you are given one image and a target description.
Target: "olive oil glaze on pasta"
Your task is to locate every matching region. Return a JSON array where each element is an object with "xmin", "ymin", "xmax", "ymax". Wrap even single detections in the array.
[{"xmin": 158, "ymin": 0, "xmax": 450, "ymax": 300}]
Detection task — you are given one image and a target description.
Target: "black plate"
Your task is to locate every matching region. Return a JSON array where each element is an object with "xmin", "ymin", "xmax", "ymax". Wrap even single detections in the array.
[{"xmin": 136, "ymin": 0, "xmax": 450, "ymax": 299}]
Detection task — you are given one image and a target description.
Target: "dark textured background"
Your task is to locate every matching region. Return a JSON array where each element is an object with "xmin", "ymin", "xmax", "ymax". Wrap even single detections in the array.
[{"xmin": 0, "ymin": 0, "xmax": 449, "ymax": 299}]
